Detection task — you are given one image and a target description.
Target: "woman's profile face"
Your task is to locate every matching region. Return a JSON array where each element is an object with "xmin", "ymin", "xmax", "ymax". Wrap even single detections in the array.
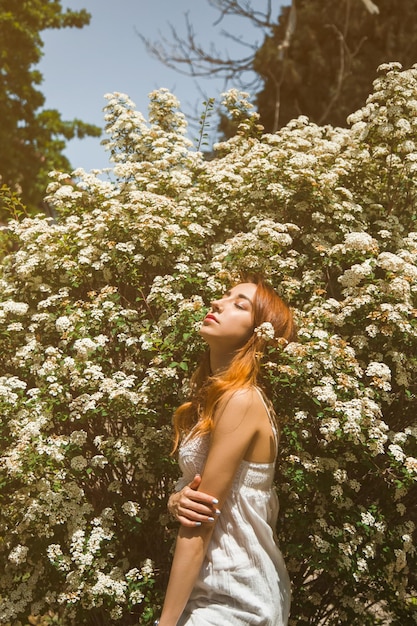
[{"xmin": 200, "ymin": 283, "xmax": 256, "ymax": 351}]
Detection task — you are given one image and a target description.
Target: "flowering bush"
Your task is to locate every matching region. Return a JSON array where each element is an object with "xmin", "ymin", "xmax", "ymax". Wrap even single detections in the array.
[{"xmin": 0, "ymin": 67, "xmax": 416, "ymax": 624}]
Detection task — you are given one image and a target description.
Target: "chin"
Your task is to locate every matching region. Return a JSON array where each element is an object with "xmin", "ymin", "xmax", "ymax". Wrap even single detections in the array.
[{"xmin": 199, "ymin": 326, "xmax": 210, "ymax": 341}]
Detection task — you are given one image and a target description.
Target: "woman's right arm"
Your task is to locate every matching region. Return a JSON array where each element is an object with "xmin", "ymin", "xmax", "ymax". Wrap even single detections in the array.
[
  {"xmin": 159, "ymin": 389, "xmax": 260, "ymax": 626},
  {"xmin": 168, "ymin": 475, "xmax": 221, "ymax": 527}
]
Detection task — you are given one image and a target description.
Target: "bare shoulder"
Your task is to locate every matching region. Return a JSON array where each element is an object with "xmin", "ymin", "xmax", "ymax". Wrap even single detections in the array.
[
  {"xmin": 229, "ymin": 386, "xmax": 269, "ymax": 409},
  {"xmin": 213, "ymin": 386, "xmax": 269, "ymax": 434},
  {"xmin": 217, "ymin": 386, "xmax": 261, "ymax": 412}
]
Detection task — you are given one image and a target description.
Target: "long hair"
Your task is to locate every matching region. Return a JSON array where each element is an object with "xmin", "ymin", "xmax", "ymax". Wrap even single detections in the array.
[{"xmin": 172, "ymin": 278, "xmax": 297, "ymax": 452}]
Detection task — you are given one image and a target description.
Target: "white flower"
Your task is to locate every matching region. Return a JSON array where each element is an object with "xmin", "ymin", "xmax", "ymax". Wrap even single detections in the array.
[
  {"xmin": 361, "ymin": 511, "xmax": 376, "ymax": 526},
  {"xmin": 377, "ymin": 252, "xmax": 405, "ymax": 272},
  {"xmin": 254, "ymin": 322, "xmax": 275, "ymax": 340},
  {"xmin": 130, "ymin": 589, "xmax": 145, "ymax": 604},
  {"xmin": 388, "ymin": 444, "xmax": 406, "ymax": 463},
  {"xmin": 115, "ymin": 241, "xmax": 135, "ymax": 253},
  {"xmin": 70, "ymin": 455, "xmax": 88, "ymax": 471},
  {"xmin": 91, "ymin": 454, "xmax": 108, "ymax": 468},
  {"xmin": 47, "ymin": 543, "xmax": 63, "ymax": 562},
  {"xmin": 365, "ymin": 362, "xmax": 391, "ymax": 380},
  {"xmin": 343, "ymin": 232, "xmax": 378, "ymax": 254},
  {"xmin": 312, "ymin": 384, "xmax": 337, "ymax": 406},
  {"xmin": 73, "ymin": 337, "xmax": 98, "ymax": 358},
  {"xmin": 405, "ymin": 457, "xmax": 417, "ymax": 475},
  {"xmin": 94, "ymin": 334, "xmax": 109, "ymax": 347},
  {"xmin": 339, "ymin": 261, "xmax": 373, "ymax": 288},
  {"xmin": 70, "ymin": 430, "xmax": 88, "ymax": 446},
  {"xmin": 122, "ymin": 501, "xmax": 141, "ymax": 517},
  {"xmin": 365, "ymin": 361, "xmax": 392, "ymax": 390},
  {"xmin": 8, "ymin": 544, "xmax": 29, "ymax": 565},
  {"xmin": 141, "ymin": 558, "xmax": 154, "ymax": 576},
  {"xmin": 357, "ymin": 557, "xmax": 368, "ymax": 572},
  {"xmin": 2, "ymin": 301, "xmax": 29, "ymax": 316},
  {"xmin": 6, "ymin": 322, "xmax": 24, "ymax": 331},
  {"xmin": 55, "ymin": 316, "xmax": 73, "ymax": 333}
]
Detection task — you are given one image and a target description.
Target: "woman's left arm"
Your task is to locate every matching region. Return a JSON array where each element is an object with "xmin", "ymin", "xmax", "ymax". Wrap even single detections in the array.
[
  {"xmin": 158, "ymin": 389, "xmax": 260, "ymax": 626},
  {"xmin": 168, "ymin": 474, "xmax": 220, "ymax": 527}
]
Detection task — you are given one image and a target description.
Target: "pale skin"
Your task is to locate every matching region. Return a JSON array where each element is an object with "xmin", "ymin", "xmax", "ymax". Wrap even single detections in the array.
[
  {"xmin": 159, "ymin": 284, "xmax": 277, "ymax": 626},
  {"xmin": 167, "ymin": 474, "xmax": 220, "ymax": 527}
]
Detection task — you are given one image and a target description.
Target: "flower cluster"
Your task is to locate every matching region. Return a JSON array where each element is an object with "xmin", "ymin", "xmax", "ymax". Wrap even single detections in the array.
[
  {"xmin": 0, "ymin": 64, "xmax": 416, "ymax": 625},
  {"xmin": 254, "ymin": 321, "xmax": 275, "ymax": 340}
]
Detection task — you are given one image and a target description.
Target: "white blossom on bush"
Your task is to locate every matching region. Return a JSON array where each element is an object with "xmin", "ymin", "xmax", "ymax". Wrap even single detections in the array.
[
  {"xmin": 254, "ymin": 321, "xmax": 275, "ymax": 340},
  {"xmin": 0, "ymin": 64, "xmax": 416, "ymax": 625}
]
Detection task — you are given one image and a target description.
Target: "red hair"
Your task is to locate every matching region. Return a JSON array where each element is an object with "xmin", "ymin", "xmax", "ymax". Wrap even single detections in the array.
[{"xmin": 172, "ymin": 278, "xmax": 297, "ymax": 451}]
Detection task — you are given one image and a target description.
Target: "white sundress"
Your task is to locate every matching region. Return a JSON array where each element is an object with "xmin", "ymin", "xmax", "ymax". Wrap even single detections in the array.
[{"xmin": 175, "ymin": 388, "xmax": 291, "ymax": 626}]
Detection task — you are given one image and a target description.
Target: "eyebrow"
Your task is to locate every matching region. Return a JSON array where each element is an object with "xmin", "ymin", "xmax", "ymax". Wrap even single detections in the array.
[
  {"xmin": 237, "ymin": 294, "xmax": 253, "ymax": 306},
  {"xmin": 226, "ymin": 290, "xmax": 253, "ymax": 307}
]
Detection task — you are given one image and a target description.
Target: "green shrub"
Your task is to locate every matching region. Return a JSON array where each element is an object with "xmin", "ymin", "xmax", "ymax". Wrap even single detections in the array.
[{"xmin": 0, "ymin": 67, "xmax": 416, "ymax": 624}]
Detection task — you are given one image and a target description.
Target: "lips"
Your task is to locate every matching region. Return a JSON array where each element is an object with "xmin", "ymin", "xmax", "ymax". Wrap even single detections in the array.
[{"xmin": 204, "ymin": 313, "xmax": 219, "ymax": 323}]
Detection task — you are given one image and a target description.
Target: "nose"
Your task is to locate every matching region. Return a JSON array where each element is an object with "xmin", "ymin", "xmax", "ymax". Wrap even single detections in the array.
[{"xmin": 211, "ymin": 299, "xmax": 222, "ymax": 313}]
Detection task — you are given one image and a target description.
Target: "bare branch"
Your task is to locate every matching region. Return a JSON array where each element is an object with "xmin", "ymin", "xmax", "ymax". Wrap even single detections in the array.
[
  {"xmin": 318, "ymin": 24, "xmax": 347, "ymax": 125},
  {"xmin": 138, "ymin": 26, "xmax": 251, "ymax": 82},
  {"xmin": 317, "ymin": 1, "xmax": 372, "ymax": 125},
  {"xmin": 137, "ymin": 1, "xmax": 278, "ymax": 88},
  {"xmin": 360, "ymin": 0, "xmax": 380, "ymax": 14},
  {"xmin": 264, "ymin": 0, "xmax": 297, "ymax": 132},
  {"xmin": 208, "ymin": 0, "xmax": 274, "ymax": 28},
  {"xmin": 217, "ymin": 28, "xmax": 262, "ymax": 52}
]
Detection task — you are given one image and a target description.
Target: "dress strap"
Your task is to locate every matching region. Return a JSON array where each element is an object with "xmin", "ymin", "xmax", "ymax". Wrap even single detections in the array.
[{"xmin": 254, "ymin": 386, "xmax": 279, "ymax": 459}]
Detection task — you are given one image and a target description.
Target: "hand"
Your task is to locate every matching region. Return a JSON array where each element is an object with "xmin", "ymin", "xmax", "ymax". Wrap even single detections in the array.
[{"xmin": 168, "ymin": 474, "xmax": 220, "ymax": 527}]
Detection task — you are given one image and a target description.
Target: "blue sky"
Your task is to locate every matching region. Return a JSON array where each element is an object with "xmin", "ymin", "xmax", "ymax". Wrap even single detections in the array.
[{"xmin": 39, "ymin": 0, "xmax": 287, "ymax": 171}]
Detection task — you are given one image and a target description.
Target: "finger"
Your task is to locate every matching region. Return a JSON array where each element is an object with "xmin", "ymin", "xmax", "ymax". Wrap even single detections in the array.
[
  {"xmin": 178, "ymin": 515, "xmax": 201, "ymax": 528},
  {"xmin": 179, "ymin": 505, "xmax": 220, "ymax": 522},
  {"xmin": 182, "ymin": 499, "xmax": 218, "ymax": 516},
  {"xmin": 178, "ymin": 513, "xmax": 216, "ymax": 527},
  {"xmin": 188, "ymin": 474, "xmax": 202, "ymax": 490},
  {"xmin": 186, "ymin": 489, "xmax": 219, "ymax": 506}
]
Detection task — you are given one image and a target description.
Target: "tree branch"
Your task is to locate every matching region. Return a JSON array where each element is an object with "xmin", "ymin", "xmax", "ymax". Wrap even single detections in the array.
[{"xmin": 137, "ymin": 1, "xmax": 277, "ymax": 88}]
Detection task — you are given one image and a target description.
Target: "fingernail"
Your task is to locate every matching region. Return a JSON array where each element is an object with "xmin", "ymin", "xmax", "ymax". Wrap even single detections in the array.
[
  {"xmin": 195, "ymin": 521, "xmax": 201, "ymax": 527},
  {"xmin": 212, "ymin": 498, "xmax": 219, "ymax": 504},
  {"xmin": 208, "ymin": 517, "xmax": 215, "ymax": 522},
  {"xmin": 215, "ymin": 509, "xmax": 221, "ymax": 515}
]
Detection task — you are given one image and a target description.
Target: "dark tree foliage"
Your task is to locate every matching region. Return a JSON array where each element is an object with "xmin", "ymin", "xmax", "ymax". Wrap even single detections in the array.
[
  {"xmin": 0, "ymin": 0, "xmax": 101, "ymax": 215},
  {"xmin": 255, "ymin": 0, "xmax": 417, "ymax": 131},
  {"xmin": 141, "ymin": 0, "xmax": 417, "ymax": 142}
]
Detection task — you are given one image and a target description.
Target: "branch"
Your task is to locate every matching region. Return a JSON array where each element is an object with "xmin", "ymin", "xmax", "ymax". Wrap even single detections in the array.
[
  {"xmin": 137, "ymin": 1, "xmax": 277, "ymax": 88},
  {"xmin": 263, "ymin": 0, "xmax": 297, "ymax": 132},
  {"xmin": 138, "ymin": 20, "xmax": 253, "ymax": 81},
  {"xmin": 360, "ymin": 0, "xmax": 380, "ymax": 14},
  {"xmin": 208, "ymin": 0, "xmax": 274, "ymax": 28},
  {"xmin": 317, "ymin": 24, "xmax": 347, "ymax": 126},
  {"xmin": 317, "ymin": 1, "xmax": 371, "ymax": 126}
]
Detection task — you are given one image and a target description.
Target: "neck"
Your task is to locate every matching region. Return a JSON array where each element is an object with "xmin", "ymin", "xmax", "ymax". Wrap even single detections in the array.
[{"xmin": 209, "ymin": 348, "xmax": 235, "ymax": 375}]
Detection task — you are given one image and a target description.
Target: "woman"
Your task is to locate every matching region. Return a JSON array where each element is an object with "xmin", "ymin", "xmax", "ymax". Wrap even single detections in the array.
[{"xmin": 158, "ymin": 278, "xmax": 297, "ymax": 626}]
